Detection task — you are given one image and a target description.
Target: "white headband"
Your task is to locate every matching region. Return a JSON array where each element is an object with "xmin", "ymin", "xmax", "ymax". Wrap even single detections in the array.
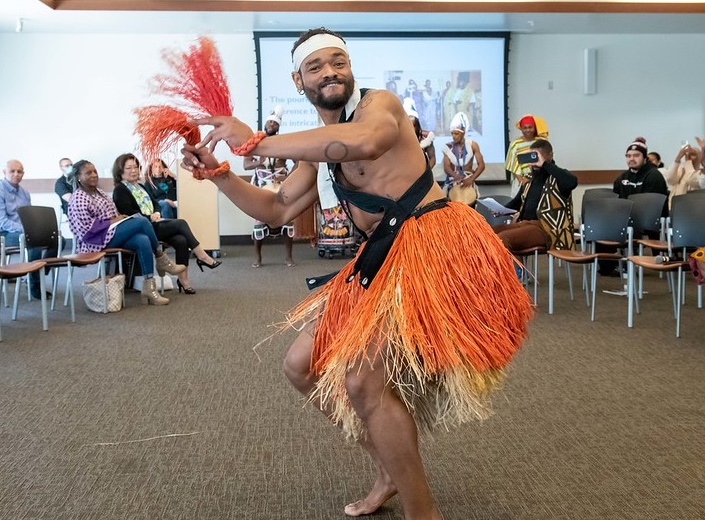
[{"xmin": 292, "ymin": 33, "xmax": 348, "ymax": 71}]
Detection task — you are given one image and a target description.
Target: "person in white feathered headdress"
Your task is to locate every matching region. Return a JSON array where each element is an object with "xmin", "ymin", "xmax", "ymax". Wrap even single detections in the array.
[
  {"xmin": 403, "ymin": 97, "xmax": 436, "ymax": 169},
  {"xmin": 441, "ymin": 111, "xmax": 485, "ymax": 201},
  {"xmin": 242, "ymin": 104, "xmax": 296, "ymax": 268}
]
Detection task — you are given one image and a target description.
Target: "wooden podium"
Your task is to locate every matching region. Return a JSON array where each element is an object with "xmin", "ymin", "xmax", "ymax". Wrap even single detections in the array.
[
  {"xmin": 176, "ymin": 165, "xmax": 220, "ymax": 252},
  {"xmin": 294, "ymin": 204, "xmax": 316, "ymax": 241}
]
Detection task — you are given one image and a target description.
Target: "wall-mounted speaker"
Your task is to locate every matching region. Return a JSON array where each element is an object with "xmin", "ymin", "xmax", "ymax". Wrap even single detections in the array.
[{"xmin": 584, "ymin": 48, "xmax": 597, "ymax": 95}]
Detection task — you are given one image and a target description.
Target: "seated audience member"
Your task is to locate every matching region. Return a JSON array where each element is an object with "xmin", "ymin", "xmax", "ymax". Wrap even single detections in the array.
[
  {"xmin": 613, "ymin": 137, "xmax": 668, "ymax": 200},
  {"xmin": 664, "ymin": 142, "xmax": 703, "ymax": 209},
  {"xmin": 0, "ymin": 159, "xmax": 57, "ymax": 299},
  {"xmin": 54, "ymin": 157, "xmax": 75, "ymax": 215},
  {"xmin": 695, "ymin": 136, "xmax": 705, "ymax": 189},
  {"xmin": 144, "ymin": 159, "xmax": 178, "ymax": 219},
  {"xmin": 600, "ymin": 137, "xmax": 669, "ymax": 276},
  {"xmin": 68, "ymin": 159, "xmax": 185, "ymax": 306},
  {"xmin": 441, "ymin": 111, "xmax": 485, "ymax": 200},
  {"xmin": 493, "ymin": 139, "xmax": 577, "ymax": 252},
  {"xmin": 647, "ymin": 151, "xmax": 664, "ymax": 169},
  {"xmin": 112, "ymin": 153, "xmax": 220, "ymax": 294}
]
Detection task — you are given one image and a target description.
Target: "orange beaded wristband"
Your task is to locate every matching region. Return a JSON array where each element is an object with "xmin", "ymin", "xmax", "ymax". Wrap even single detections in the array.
[{"xmin": 231, "ymin": 131, "xmax": 267, "ymax": 156}]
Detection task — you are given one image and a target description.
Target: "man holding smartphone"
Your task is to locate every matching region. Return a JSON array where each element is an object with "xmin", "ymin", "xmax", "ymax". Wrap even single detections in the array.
[{"xmin": 493, "ymin": 139, "xmax": 578, "ymax": 253}]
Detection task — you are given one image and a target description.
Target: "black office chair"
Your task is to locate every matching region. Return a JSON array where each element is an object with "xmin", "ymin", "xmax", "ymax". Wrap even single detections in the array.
[
  {"xmin": 548, "ymin": 197, "xmax": 634, "ymax": 321},
  {"xmin": 1, "ymin": 235, "xmax": 26, "ymax": 307},
  {"xmin": 18, "ymin": 206, "xmax": 106, "ymax": 321},
  {"xmin": 628, "ymin": 192, "xmax": 667, "ymax": 239},
  {"xmin": 627, "ymin": 192, "xmax": 668, "ymax": 298},
  {"xmin": 580, "ymin": 188, "xmax": 618, "ymax": 225},
  {"xmin": 627, "ymin": 191, "xmax": 705, "ymax": 337}
]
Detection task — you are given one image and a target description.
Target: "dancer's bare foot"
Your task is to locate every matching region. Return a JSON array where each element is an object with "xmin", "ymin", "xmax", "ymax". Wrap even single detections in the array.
[{"xmin": 344, "ymin": 476, "xmax": 397, "ymax": 517}]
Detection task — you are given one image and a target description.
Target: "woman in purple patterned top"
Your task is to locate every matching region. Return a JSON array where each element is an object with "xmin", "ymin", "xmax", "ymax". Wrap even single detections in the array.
[{"xmin": 67, "ymin": 160, "xmax": 185, "ymax": 306}]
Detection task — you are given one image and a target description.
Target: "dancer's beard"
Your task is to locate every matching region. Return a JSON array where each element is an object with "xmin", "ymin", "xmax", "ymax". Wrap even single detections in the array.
[{"xmin": 302, "ymin": 75, "xmax": 355, "ymax": 111}]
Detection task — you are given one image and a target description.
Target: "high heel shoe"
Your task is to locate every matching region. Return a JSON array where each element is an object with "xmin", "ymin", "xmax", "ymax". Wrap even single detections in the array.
[
  {"xmin": 176, "ymin": 279, "xmax": 196, "ymax": 295},
  {"xmin": 196, "ymin": 258, "xmax": 222, "ymax": 272}
]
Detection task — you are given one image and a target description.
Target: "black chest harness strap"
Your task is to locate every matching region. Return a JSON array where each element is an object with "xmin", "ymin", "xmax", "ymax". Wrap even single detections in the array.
[{"xmin": 306, "ymin": 167, "xmax": 441, "ymax": 290}]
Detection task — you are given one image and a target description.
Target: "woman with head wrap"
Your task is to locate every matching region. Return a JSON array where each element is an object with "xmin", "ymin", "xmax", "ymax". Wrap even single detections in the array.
[{"xmin": 504, "ymin": 114, "xmax": 549, "ymax": 196}]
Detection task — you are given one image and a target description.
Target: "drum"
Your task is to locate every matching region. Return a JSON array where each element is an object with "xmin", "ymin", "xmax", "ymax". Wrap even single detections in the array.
[{"xmin": 448, "ymin": 184, "xmax": 478, "ymax": 205}]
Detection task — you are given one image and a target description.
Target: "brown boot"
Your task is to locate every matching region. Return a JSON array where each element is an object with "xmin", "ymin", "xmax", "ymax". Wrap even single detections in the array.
[
  {"xmin": 155, "ymin": 253, "xmax": 186, "ymax": 277},
  {"xmin": 141, "ymin": 277, "xmax": 169, "ymax": 306}
]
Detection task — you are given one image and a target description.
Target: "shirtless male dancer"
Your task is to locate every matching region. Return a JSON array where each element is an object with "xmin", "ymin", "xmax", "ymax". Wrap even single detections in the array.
[{"xmin": 182, "ymin": 28, "xmax": 532, "ymax": 520}]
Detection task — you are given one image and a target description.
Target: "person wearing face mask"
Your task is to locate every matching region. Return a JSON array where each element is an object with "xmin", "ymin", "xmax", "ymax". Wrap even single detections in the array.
[{"xmin": 54, "ymin": 157, "xmax": 75, "ymax": 216}]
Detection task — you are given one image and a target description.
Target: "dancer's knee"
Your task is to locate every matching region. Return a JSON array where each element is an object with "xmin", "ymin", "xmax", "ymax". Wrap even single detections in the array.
[
  {"xmin": 345, "ymin": 365, "xmax": 384, "ymax": 418},
  {"xmin": 283, "ymin": 326, "xmax": 316, "ymax": 394},
  {"xmin": 283, "ymin": 352, "xmax": 315, "ymax": 395}
]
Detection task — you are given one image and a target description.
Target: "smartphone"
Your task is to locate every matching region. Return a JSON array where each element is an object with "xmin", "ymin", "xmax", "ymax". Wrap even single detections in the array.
[{"xmin": 517, "ymin": 151, "xmax": 539, "ymax": 164}]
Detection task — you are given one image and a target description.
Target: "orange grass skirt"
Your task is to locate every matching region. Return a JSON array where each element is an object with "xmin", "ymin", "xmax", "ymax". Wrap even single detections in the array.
[{"xmin": 287, "ymin": 201, "xmax": 534, "ymax": 437}]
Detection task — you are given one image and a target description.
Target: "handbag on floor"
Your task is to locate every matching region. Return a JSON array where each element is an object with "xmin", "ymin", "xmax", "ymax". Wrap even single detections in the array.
[
  {"xmin": 689, "ymin": 247, "xmax": 705, "ymax": 285},
  {"xmin": 82, "ymin": 274, "xmax": 124, "ymax": 313}
]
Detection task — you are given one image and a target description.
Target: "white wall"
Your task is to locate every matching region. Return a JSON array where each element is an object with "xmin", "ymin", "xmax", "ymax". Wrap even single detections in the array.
[
  {"xmin": 0, "ymin": 32, "xmax": 258, "ymax": 234},
  {"xmin": 1, "ymin": 31, "xmax": 704, "ymax": 234},
  {"xmin": 508, "ymin": 33, "xmax": 705, "ymax": 170}
]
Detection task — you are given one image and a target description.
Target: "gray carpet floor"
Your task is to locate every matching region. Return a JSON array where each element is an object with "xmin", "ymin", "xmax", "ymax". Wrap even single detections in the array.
[{"xmin": 0, "ymin": 243, "xmax": 703, "ymax": 520}]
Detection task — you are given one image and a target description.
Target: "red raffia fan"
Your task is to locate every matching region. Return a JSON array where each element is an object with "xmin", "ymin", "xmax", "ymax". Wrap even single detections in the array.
[{"xmin": 134, "ymin": 36, "xmax": 233, "ymax": 179}]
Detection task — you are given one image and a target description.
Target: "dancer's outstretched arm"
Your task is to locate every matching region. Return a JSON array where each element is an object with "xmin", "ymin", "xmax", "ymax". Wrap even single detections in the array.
[{"xmin": 182, "ymin": 144, "xmax": 319, "ymax": 228}]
